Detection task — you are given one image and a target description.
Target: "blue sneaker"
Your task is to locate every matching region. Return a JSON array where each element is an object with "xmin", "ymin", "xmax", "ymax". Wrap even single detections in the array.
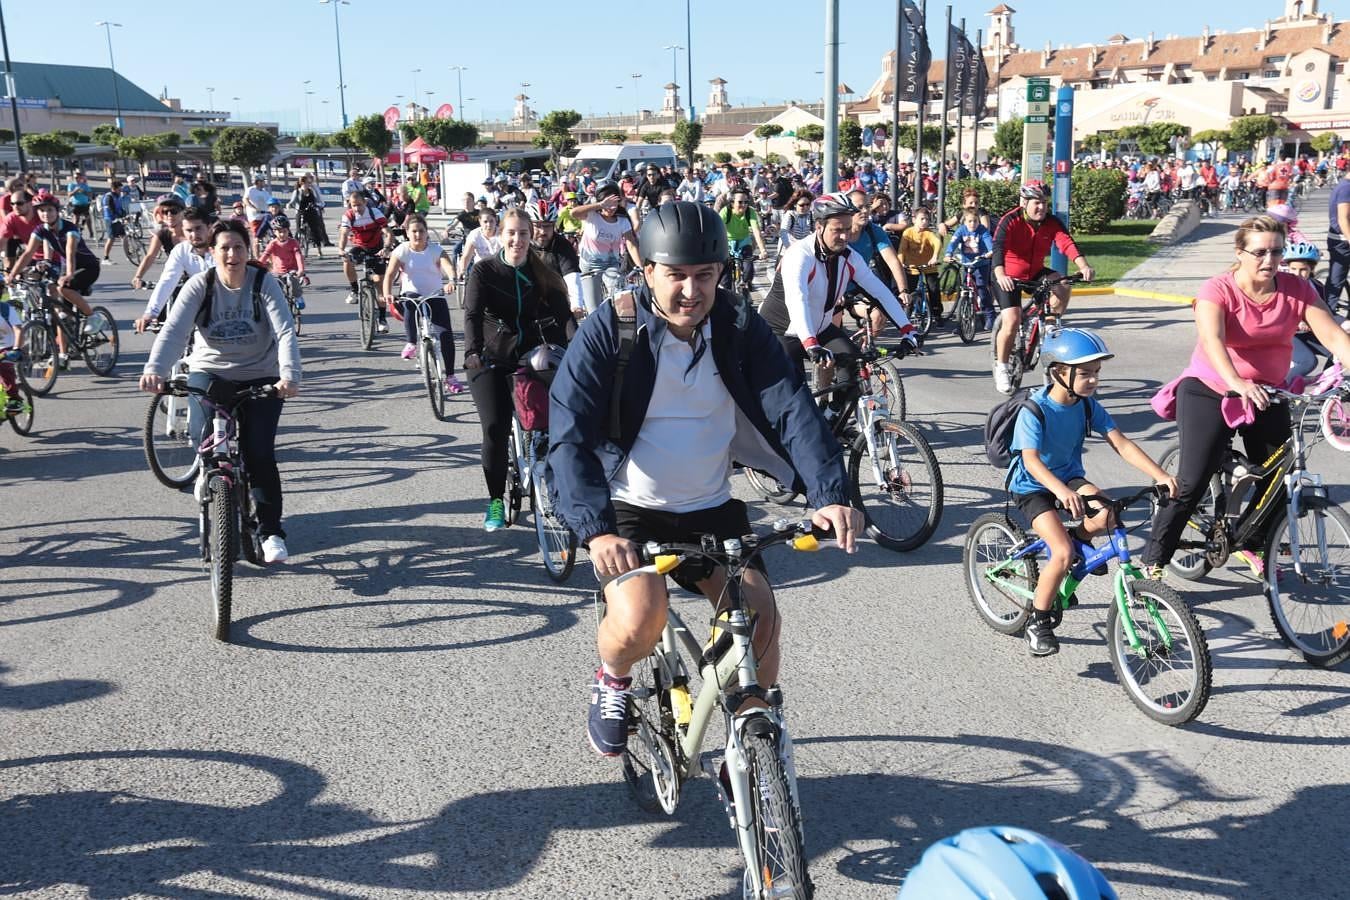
[
  {"xmin": 587, "ymin": 667, "xmax": 632, "ymax": 757},
  {"xmin": 483, "ymin": 497, "xmax": 506, "ymax": 532},
  {"xmin": 295, "ymin": 297, "xmax": 306, "ymax": 310}
]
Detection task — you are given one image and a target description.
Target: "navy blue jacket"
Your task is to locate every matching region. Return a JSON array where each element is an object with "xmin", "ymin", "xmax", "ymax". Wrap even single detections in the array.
[{"xmin": 547, "ymin": 284, "xmax": 850, "ymax": 544}]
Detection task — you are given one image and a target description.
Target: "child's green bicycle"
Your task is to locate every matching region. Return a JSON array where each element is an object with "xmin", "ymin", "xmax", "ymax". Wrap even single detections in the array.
[
  {"xmin": 963, "ymin": 486, "xmax": 1213, "ymax": 726},
  {"xmin": 0, "ymin": 378, "xmax": 35, "ymax": 437}
]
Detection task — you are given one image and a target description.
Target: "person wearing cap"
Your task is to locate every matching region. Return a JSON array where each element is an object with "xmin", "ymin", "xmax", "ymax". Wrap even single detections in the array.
[
  {"xmin": 341, "ymin": 167, "xmax": 364, "ymax": 200},
  {"xmin": 130, "ymin": 195, "xmax": 187, "ymax": 290},
  {"xmin": 65, "ymin": 170, "xmax": 96, "ymax": 236},
  {"xmin": 546, "ymin": 200, "xmax": 862, "ymax": 759},
  {"xmin": 125, "ymin": 174, "xmax": 146, "ymax": 202},
  {"xmin": 0, "ymin": 188, "xmax": 39, "ymax": 267},
  {"xmin": 361, "ymin": 175, "xmax": 387, "ymax": 210},
  {"xmin": 99, "ymin": 180, "xmax": 131, "ymax": 263},
  {"xmin": 244, "ymin": 175, "xmax": 273, "ymax": 253},
  {"xmin": 676, "ymin": 167, "xmax": 705, "ymax": 204},
  {"xmin": 556, "ymin": 192, "xmax": 582, "ymax": 241}
]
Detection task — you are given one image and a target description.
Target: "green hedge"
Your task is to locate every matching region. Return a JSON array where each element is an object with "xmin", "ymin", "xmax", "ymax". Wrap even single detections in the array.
[
  {"xmin": 941, "ymin": 178, "xmax": 1021, "ymax": 222},
  {"xmin": 1069, "ymin": 168, "xmax": 1126, "ymax": 234}
]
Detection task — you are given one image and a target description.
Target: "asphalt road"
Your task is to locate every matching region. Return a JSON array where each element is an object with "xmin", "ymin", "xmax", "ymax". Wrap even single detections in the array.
[{"xmin": 2, "ymin": 245, "xmax": 1348, "ymax": 899}]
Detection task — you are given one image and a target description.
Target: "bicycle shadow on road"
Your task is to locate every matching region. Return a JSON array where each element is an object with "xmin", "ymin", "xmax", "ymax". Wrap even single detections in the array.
[{"xmin": 0, "ymin": 662, "xmax": 115, "ymax": 710}]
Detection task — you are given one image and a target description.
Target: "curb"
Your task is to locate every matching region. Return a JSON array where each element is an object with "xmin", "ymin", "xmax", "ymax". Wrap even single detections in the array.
[
  {"xmin": 1111, "ymin": 287, "xmax": 1195, "ymax": 305},
  {"xmin": 1070, "ymin": 287, "xmax": 1115, "ymax": 296}
]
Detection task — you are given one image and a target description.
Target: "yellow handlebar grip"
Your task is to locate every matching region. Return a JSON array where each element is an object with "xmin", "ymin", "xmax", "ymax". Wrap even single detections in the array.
[
  {"xmin": 654, "ymin": 554, "xmax": 681, "ymax": 574},
  {"xmin": 791, "ymin": 534, "xmax": 820, "ymax": 552}
]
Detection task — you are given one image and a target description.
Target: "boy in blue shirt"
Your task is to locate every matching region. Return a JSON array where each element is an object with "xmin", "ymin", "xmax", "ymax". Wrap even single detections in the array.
[
  {"xmin": 943, "ymin": 208, "xmax": 994, "ymax": 328},
  {"xmin": 1009, "ymin": 329, "xmax": 1177, "ymax": 656}
]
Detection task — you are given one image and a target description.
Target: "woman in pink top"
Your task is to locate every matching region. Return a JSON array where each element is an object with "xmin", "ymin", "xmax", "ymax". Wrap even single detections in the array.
[{"xmin": 1143, "ymin": 215, "xmax": 1350, "ymax": 573}]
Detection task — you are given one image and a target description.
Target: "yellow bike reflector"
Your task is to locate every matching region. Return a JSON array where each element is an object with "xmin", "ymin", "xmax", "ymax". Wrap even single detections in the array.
[
  {"xmin": 791, "ymin": 534, "xmax": 819, "ymax": 552},
  {"xmin": 654, "ymin": 554, "xmax": 680, "ymax": 574},
  {"xmin": 1334, "ymin": 621, "xmax": 1348, "ymax": 641},
  {"xmin": 670, "ymin": 684, "xmax": 693, "ymax": 726}
]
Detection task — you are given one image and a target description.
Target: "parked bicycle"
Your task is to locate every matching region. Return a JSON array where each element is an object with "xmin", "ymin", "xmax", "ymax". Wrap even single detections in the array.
[
  {"xmin": 9, "ymin": 264, "xmax": 118, "ymax": 395},
  {"xmin": 964, "ymin": 485, "xmax": 1213, "ymax": 725},
  {"xmin": 744, "ymin": 344, "xmax": 942, "ymax": 552},
  {"xmin": 1158, "ymin": 374, "xmax": 1350, "ymax": 668},
  {"xmin": 620, "ymin": 518, "xmax": 831, "ymax": 899},
  {"xmin": 160, "ymin": 378, "xmax": 278, "ymax": 642},
  {"xmin": 989, "ymin": 271, "xmax": 1084, "ymax": 393}
]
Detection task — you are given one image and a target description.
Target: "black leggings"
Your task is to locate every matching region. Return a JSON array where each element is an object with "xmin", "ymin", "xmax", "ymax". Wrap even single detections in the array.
[
  {"xmin": 776, "ymin": 322, "xmax": 856, "ymax": 408},
  {"xmin": 399, "ymin": 297, "xmax": 456, "ymax": 374},
  {"xmin": 1143, "ymin": 377, "xmax": 1291, "ymax": 566},
  {"xmin": 187, "ymin": 371, "xmax": 287, "ymax": 538},
  {"xmin": 467, "ymin": 366, "xmax": 514, "ymax": 498}
]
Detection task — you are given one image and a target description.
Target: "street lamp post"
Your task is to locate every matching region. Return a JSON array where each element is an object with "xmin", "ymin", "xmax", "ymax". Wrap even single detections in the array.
[
  {"xmin": 305, "ymin": 90, "xmax": 315, "ymax": 133},
  {"xmin": 449, "ymin": 65, "xmax": 467, "ymax": 119},
  {"xmin": 411, "ymin": 68, "xmax": 421, "ymax": 120},
  {"xmin": 0, "ymin": 0, "xmax": 27, "ymax": 170},
  {"xmin": 631, "ymin": 72, "xmax": 642, "ymax": 137},
  {"xmin": 206, "ymin": 86, "xmax": 214, "ymax": 113},
  {"xmin": 318, "ymin": 0, "xmax": 350, "ymax": 129},
  {"xmin": 301, "ymin": 80, "xmax": 311, "ymax": 132},
  {"xmin": 685, "ymin": 0, "xmax": 694, "ymax": 122},
  {"xmin": 94, "ymin": 21, "xmax": 124, "ymax": 133},
  {"xmin": 233, "ymin": 97, "xmax": 241, "ymax": 121},
  {"xmin": 463, "ymin": 97, "xmax": 475, "ymax": 123}
]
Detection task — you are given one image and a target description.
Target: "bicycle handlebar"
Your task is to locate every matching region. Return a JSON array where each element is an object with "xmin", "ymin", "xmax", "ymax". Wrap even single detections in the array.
[
  {"xmin": 613, "ymin": 519, "xmax": 834, "ymax": 587},
  {"xmin": 160, "ymin": 381, "xmax": 279, "ymax": 405},
  {"xmin": 1012, "ymin": 272, "xmax": 1085, "ymax": 294},
  {"xmin": 1055, "ymin": 485, "xmax": 1170, "ymax": 527}
]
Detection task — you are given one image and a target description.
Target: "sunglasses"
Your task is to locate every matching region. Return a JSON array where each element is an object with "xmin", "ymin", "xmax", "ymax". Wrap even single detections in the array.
[{"xmin": 1240, "ymin": 247, "xmax": 1284, "ymax": 259}]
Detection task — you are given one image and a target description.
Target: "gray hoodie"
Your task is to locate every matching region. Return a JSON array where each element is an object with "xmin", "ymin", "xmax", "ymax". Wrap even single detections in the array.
[{"xmin": 144, "ymin": 265, "xmax": 301, "ymax": 384}]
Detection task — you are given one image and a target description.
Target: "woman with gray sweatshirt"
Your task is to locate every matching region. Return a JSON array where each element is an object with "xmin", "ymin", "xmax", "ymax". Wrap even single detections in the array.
[{"xmin": 140, "ymin": 218, "xmax": 302, "ymax": 563}]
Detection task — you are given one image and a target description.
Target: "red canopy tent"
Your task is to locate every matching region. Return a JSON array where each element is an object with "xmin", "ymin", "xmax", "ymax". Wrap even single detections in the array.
[{"xmin": 385, "ymin": 138, "xmax": 449, "ymax": 165}]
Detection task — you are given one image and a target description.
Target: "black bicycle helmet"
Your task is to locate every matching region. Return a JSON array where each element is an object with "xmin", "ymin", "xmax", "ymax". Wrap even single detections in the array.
[
  {"xmin": 637, "ymin": 201, "xmax": 729, "ymax": 266},
  {"xmin": 594, "ymin": 181, "xmax": 623, "ymax": 202}
]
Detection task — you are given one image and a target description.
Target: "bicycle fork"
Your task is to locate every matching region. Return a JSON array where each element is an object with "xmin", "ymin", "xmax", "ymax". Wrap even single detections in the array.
[{"xmin": 1283, "ymin": 471, "xmax": 1332, "ymax": 584}]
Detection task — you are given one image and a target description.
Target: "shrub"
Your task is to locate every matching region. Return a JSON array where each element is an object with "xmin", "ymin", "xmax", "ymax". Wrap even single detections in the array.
[
  {"xmin": 1070, "ymin": 167, "xmax": 1127, "ymax": 234},
  {"xmin": 942, "ymin": 178, "xmax": 1021, "ymax": 222}
]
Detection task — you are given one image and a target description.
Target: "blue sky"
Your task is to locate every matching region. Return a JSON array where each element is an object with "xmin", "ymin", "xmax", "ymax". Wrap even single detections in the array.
[{"xmin": 5, "ymin": 0, "xmax": 1319, "ymax": 132}]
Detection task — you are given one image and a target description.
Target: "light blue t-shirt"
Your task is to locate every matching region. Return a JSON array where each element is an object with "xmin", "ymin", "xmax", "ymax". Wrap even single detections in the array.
[{"xmin": 1007, "ymin": 387, "xmax": 1116, "ymax": 495}]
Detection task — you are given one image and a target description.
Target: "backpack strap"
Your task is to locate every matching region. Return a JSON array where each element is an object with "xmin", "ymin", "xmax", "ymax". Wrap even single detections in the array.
[
  {"xmin": 193, "ymin": 264, "xmax": 265, "ymax": 329},
  {"xmin": 607, "ymin": 291, "xmax": 638, "ymax": 442}
]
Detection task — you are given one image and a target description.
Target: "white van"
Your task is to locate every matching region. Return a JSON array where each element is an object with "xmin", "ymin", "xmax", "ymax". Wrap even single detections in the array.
[{"xmin": 563, "ymin": 143, "xmax": 679, "ymax": 183}]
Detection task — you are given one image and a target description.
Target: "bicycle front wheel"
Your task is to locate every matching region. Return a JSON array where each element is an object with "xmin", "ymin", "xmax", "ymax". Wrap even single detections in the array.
[
  {"xmin": 964, "ymin": 513, "xmax": 1036, "ymax": 635},
  {"xmin": 532, "ymin": 469, "xmax": 577, "ymax": 583},
  {"xmin": 911, "ymin": 296, "xmax": 932, "ymax": 338},
  {"xmin": 1107, "ymin": 579, "xmax": 1212, "ymax": 725},
  {"xmin": 209, "ymin": 479, "xmax": 237, "ymax": 642},
  {"xmin": 1264, "ymin": 502, "xmax": 1350, "ymax": 668},
  {"xmin": 143, "ymin": 392, "xmax": 198, "ymax": 489},
  {"xmin": 358, "ymin": 284, "xmax": 378, "ymax": 349},
  {"xmin": 869, "ymin": 356, "xmax": 906, "ymax": 421},
  {"xmin": 17, "ymin": 322, "xmax": 58, "ymax": 395},
  {"xmin": 743, "ymin": 728, "xmax": 810, "ymax": 900},
  {"xmin": 82, "ymin": 305, "xmax": 120, "ymax": 375},
  {"xmin": 955, "ymin": 291, "xmax": 977, "ymax": 344},
  {"xmin": 421, "ymin": 339, "xmax": 447, "ymax": 421},
  {"xmin": 123, "ymin": 234, "xmax": 145, "ymax": 266},
  {"xmin": 6, "ymin": 384, "xmax": 35, "ymax": 435},
  {"xmin": 848, "ymin": 418, "xmax": 943, "ymax": 552}
]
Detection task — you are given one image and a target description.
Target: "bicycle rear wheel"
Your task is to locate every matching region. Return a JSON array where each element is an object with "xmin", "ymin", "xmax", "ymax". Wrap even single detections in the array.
[
  {"xmin": 82, "ymin": 305, "xmax": 120, "ymax": 375},
  {"xmin": 209, "ymin": 479, "xmax": 237, "ymax": 642},
  {"xmin": 964, "ymin": 513, "xmax": 1037, "ymax": 635},
  {"xmin": 504, "ymin": 427, "xmax": 523, "ymax": 527},
  {"xmin": 143, "ymin": 392, "xmax": 199, "ymax": 489},
  {"xmin": 1107, "ymin": 579, "xmax": 1212, "ymax": 725},
  {"xmin": 358, "ymin": 284, "xmax": 377, "ymax": 349},
  {"xmin": 955, "ymin": 291, "xmax": 977, "ymax": 344},
  {"xmin": 911, "ymin": 294, "xmax": 932, "ymax": 338},
  {"xmin": 532, "ymin": 467, "xmax": 577, "ymax": 583},
  {"xmin": 17, "ymin": 322, "xmax": 58, "ymax": 395},
  {"xmin": 742, "ymin": 727, "xmax": 810, "ymax": 900},
  {"xmin": 743, "ymin": 466, "xmax": 799, "ymax": 504},
  {"xmin": 123, "ymin": 234, "xmax": 145, "ymax": 266},
  {"xmin": 6, "ymin": 385, "xmax": 35, "ymax": 435},
  {"xmin": 1264, "ymin": 502, "xmax": 1350, "ymax": 667},
  {"xmin": 848, "ymin": 418, "xmax": 942, "ymax": 552},
  {"xmin": 1157, "ymin": 443, "xmax": 1219, "ymax": 581}
]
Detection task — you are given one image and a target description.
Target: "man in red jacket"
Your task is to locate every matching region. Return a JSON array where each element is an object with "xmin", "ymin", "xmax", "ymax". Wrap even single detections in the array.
[{"xmin": 990, "ymin": 181, "xmax": 1096, "ymax": 394}]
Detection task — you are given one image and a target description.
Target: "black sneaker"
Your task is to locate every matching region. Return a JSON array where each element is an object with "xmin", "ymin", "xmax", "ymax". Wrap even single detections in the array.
[
  {"xmin": 1026, "ymin": 617, "xmax": 1059, "ymax": 656},
  {"xmin": 587, "ymin": 667, "xmax": 632, "ymax": 757}
]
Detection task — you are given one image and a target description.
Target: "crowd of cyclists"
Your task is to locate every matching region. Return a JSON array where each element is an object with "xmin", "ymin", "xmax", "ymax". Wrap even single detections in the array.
[{"xmin": 5, "ymin": 140, "xmax": 1350, "ymax": 899}]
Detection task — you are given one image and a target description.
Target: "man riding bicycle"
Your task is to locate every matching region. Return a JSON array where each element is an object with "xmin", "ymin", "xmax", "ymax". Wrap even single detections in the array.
[
  {"xmin": 525, "ymin": 203, "xmax": 585, "ymax": 319},
  {"xmin": 990, "ymin": 181, "xmax": 1095, "ymax": 395},
  {"xmin": 547, "ymin": 201, "xmax": 863, "ymax": 757}
]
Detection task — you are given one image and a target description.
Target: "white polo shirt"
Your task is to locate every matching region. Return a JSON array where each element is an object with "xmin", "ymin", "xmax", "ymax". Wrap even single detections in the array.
[{"xmin": 611, "ymin": 322, "xmax": 735, "ymax": 513}]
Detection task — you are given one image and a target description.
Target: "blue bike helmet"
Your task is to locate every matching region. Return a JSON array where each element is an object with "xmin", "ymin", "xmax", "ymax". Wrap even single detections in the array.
[
  {"xmin": 1285, "ymin": 240, "xmax": 1320, "ymax": 264},
  {"xmin": 896, "ymin": 826, "xmax": 1118, "ymax": 900},
  {"xmin": 1041, "ymin": 328, "xmax": 1113, "ymax": 398}
]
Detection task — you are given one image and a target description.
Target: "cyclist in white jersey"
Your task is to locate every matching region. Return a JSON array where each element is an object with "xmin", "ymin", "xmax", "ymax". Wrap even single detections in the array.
[{"xmin": 572, "ymin": 182, "xmax": 641, "ymax": 313}]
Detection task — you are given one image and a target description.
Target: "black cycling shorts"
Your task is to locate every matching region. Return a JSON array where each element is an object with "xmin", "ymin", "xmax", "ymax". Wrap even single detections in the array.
[
  {"xmin": 68, "ymin": 262, "xmax": 100, "ymax": 296},
  {"xmin": 992, "ymin": 265, "xmax": 1057, "ymax": 311},
  {"xmin": 600, "ymin": 498, "xmax": 764, "ymax": 593},
  {"xmin": 1014, "ymin": 476, "xmax": 1089, "ymax": 525}
]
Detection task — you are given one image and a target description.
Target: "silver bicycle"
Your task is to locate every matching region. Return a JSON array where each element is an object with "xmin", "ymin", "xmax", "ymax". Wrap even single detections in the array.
[{"xmin": 618, "ymin": 519, "xmax": 829, "ymax": 899}]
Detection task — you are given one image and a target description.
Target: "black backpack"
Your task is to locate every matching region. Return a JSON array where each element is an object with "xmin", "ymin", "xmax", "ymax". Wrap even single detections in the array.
[
  {"xmin": 984, "ymin": 388, "xmax": 1091, "ymax": 470},
  {"xmin": 607, "ymin": 291, "xmax": 638, "ymax": 441}
]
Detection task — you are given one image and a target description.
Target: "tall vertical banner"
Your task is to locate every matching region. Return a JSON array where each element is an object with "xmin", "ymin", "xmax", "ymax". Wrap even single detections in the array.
[
  {"xmin": 898, "ymin": 0, "xmax": 932, "ymax": 104},
  {"xmin": 946, "ymin": 24, "xmax": 969, "ymax": 110},
  {"xmin": 961, "ymin": 34, "xmax": 989, "ymax": 119}
]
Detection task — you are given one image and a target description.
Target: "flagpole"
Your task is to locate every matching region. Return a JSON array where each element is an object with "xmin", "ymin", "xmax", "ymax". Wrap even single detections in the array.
[
  {"xmin": 913, "ymin": 0, "xmax": 926, "ymax": 213},
  {"xmin": 954, "ymin": 16, "xmax": 966, "ymax": 189},
  {"xmin": 824, "ymin": 0, "xmax": 840, "ymax": 192},
  {"xmin": 890, "ymin": 0, "xmax": 903, "ymax": 206},
  {"xmin": 937, "ymin": 4, "xmax": 952, "ymax": 218}
]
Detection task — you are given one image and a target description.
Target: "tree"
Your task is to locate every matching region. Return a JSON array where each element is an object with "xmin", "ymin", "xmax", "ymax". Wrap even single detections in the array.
[
  {"xmin": 115, "ymin": 135, "xmax": 164, "ymax": 175},
  {"xmin": 765, "ymin": 152, "xmax": 784, "ymax": 165},
  {"xmin": 398, "ymin": 123, "xmax": 418, "ymax": 142},
  {"xmin": 712, "ymin": 151, "xmax": 733, "ymax": 164},
  {"xmin": 1310, "ymin": 132, "xmax": 1338, "ymax": 154},
  {"xmin": 736, "ymin": 149, "xmax": 755, "ymax": 160},
  {"xmin": 895, "ymin": 124, "xmax": 946, "ymax": 152},
  {"xmin": 213, "ymin": 126, "xmax": 277, "ymax": 178},
  {"xmin": 754, "ymin": 123, "xmax": 784, "ymax": 159},
  {"xmin": 330, "ymin": 128, "xmax": 360, "ymax": 167},
  {"xmin": 53, "ymin": 129, "xmax": 80, "ymax": 142},
  {"xmin": 21, "ymin": 132, "xmax": 75, "ymax": 185},
  {"xmin": 1081, "ymin": 134, "xmax": 1102, "ymax": 153},
  {"xmin": 991, "ymin": 116, "xmax": 1024, "ymax": 162},
  {"xmin": 296, "ymin": 132, "xmax": 331, "ymax": 152},
  {"xmin": 597, "ymin": 130, "xmax": 628, "ymax": 144},
  {"xmin": 411, "ymin": 118, "xmax": 479, "ymax": 152},
  {"xmin": 190, "ymin": 126, "xmax": 222, "ymax": 174},
  {"xmin": 671, "ymin": 119, "xmax": 703, "ymax": 167},
  {"xmin": 153, "ymin": 131, "xmax": 181, "ymax": 148},
  {"xmin": 536, "ymin": 109, "xmax": 582, "ymax": 170},
  {"xmin": 348, "ymin": 113, "xmax": 394, "ymax": 176},
  {"xmin": 839, "ymin": 120, "xmax": 863, "ymax": 159},
  {"xmin": 91, "ymin": 123, "xmax": 122, "ymax": 146},
  {"xmin": 641, "ymin": 132, "xmax": 668, "ymax": 144},
  {"xmin": 1146, "ymin": 122, "xmax": 1189, "ymax": 157},
  {"xmin": 797, "ymin": 123, "xmax": 824, "ymax": 155},
  {"xmin": 0, "ymin": 129, "xmax": 12, "ymax": 144},
  {"xmin": 1227, "ymin": 114, "xmax": 1282, "ymax": 153}
]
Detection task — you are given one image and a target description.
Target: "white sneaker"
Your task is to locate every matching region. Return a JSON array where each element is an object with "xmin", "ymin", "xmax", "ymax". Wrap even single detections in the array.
[
  {"xmin": 344, "ymin": 292, "xmax": 357, "ymax": 305},
  {"xmin": 376, "ymin": 321, "xmax": 389, "ymax": 334},
  {"xmin": 993, "ymin": 362, "xmax": 1014, "ymax": 395},
  {"xmin": 261, "ymin": 535, "xmax": 289, "ymax": 564}
]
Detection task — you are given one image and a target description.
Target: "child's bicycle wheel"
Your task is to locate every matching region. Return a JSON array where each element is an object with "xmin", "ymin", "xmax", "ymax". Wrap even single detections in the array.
[
  {"xmin": 1107, "ymin": 578, "xmax": 1212, "ymax": 725},
  {"xmin": 964, "ymin": 513, "xmax": 1037, "ymax": 635}
]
